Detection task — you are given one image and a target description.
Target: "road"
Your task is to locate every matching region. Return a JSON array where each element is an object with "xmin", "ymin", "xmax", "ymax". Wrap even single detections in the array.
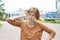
[{"xmin": 0, "ymin": 21, "xmax": 60, "ymax": 40}]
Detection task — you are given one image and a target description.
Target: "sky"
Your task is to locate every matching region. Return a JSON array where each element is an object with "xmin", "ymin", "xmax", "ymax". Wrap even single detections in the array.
[{"xmin": 4, "ymin": 0, "xmax": 56, "ymax": 13}]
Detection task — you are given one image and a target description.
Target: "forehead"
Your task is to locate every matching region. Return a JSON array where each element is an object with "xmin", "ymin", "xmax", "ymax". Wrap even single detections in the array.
[{"xmin": 28, "ymin": 12, "xmax": 35, "ymax": 15}]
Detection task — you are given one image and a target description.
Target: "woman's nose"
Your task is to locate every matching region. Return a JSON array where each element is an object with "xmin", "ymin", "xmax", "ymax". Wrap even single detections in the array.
[{"xmin": 30, "ymin": 15, "xmax": 32, "ymax": 18}]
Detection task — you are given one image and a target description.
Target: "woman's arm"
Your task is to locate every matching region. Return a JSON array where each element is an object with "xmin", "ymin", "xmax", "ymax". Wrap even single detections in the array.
[
  {"xmin": 6, "ymin": 16, "xmax": 26, "ymax": 27},
  {"xmin": 40, "ymin": 23, "xmax": 56, "ymax": 40}
]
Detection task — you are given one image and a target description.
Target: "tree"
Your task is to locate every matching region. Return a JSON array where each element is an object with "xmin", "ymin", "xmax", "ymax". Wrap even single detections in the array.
[{"xmin": 0, "ymin": 0, "xmax": 5, "ymax": 21}]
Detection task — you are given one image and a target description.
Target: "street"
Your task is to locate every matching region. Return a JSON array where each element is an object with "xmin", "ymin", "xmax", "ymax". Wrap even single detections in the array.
[{"xmin": 0, "ymin": 21, "xmax": 60, "ymax": 40}]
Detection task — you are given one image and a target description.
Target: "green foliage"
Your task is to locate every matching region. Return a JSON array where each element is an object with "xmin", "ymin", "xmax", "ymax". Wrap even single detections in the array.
[
  {"xmin": 0, "ymin": 0, "xmax": 5, "ymax": 21},
  {"xmin": 0, "ymin": 23, "xmax": 2, "ymax": 27},
  {"xmin": 0, "ymin": 12, "xmax": 4, "ymax": 20},
  {"xmin": 45, "ymin": 19, "xmax": 55, "ymax": 21},
  {"xmin": 39, "ymin": 18, "xmax": 60, "ymax": 24}
]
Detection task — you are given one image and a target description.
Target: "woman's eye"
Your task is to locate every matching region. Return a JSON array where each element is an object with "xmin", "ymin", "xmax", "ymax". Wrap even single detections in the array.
[
  {"xmin": 29, "ymin": 14, "xmax": 31, "ymax": 15},
  {"xmin": 32, "ymin": 15, "xmax": 35, "ymax": 16}
]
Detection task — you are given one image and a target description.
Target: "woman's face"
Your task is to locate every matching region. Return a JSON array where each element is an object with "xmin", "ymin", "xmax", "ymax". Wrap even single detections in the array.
[{"xmin": 26, "ymin": 13, "xmax": 36, "ymax": 22}]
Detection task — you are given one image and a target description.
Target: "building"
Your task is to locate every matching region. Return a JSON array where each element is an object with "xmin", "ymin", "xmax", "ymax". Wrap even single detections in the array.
[{"xmin": 56, "ymin": 0, "xmax": 60, "ymax": 20}]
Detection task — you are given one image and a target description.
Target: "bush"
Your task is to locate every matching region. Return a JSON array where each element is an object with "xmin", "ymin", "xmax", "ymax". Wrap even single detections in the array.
[
  {"xmin": 38, "ymin": 19, "xmax": 41, "ymax": 21},
  {"xmin": 0, "ymin": 23, "xmax": 2, "ymax": 27},
  {"xmin": 45, "ymin": 19, "xmax": 55, "ymax": 21},
  {"xmin": 0, "ymin": 12, "xmax": 4, "ymax": 21}
]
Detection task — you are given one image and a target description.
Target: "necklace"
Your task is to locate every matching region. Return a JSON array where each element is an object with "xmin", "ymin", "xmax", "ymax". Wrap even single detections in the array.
[{"xmin": 26, "ymin": 21, "xmax": 37, "ymax": 28}]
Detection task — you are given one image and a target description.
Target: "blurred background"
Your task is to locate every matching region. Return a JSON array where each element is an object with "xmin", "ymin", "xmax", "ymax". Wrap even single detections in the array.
[{"xmin": 0, "ymin": 0, "xmax": 60, "ymax": 40}]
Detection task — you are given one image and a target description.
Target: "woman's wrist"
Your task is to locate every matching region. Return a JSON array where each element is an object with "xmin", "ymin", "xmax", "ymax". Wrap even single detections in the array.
[{"xmin": 47, "ymin": 35, "xmax": 53, "ymax": 40}]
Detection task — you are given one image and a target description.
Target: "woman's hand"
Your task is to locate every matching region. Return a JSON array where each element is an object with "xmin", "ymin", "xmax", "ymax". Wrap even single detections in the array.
[{"xmin": 46, "ymin": 35, "xmax": 53, "ymax": 40}]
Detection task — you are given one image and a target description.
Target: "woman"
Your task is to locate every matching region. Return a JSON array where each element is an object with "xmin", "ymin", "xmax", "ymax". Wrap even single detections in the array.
[{"xmin": 6, "ymin": 7, "xmax": 56, "ymax": 40}]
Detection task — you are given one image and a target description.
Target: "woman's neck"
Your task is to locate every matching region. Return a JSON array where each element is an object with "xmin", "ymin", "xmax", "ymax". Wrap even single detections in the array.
[{"xmin": 27, "ymin": 20, "xmax": 36, "ymax": 28}]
